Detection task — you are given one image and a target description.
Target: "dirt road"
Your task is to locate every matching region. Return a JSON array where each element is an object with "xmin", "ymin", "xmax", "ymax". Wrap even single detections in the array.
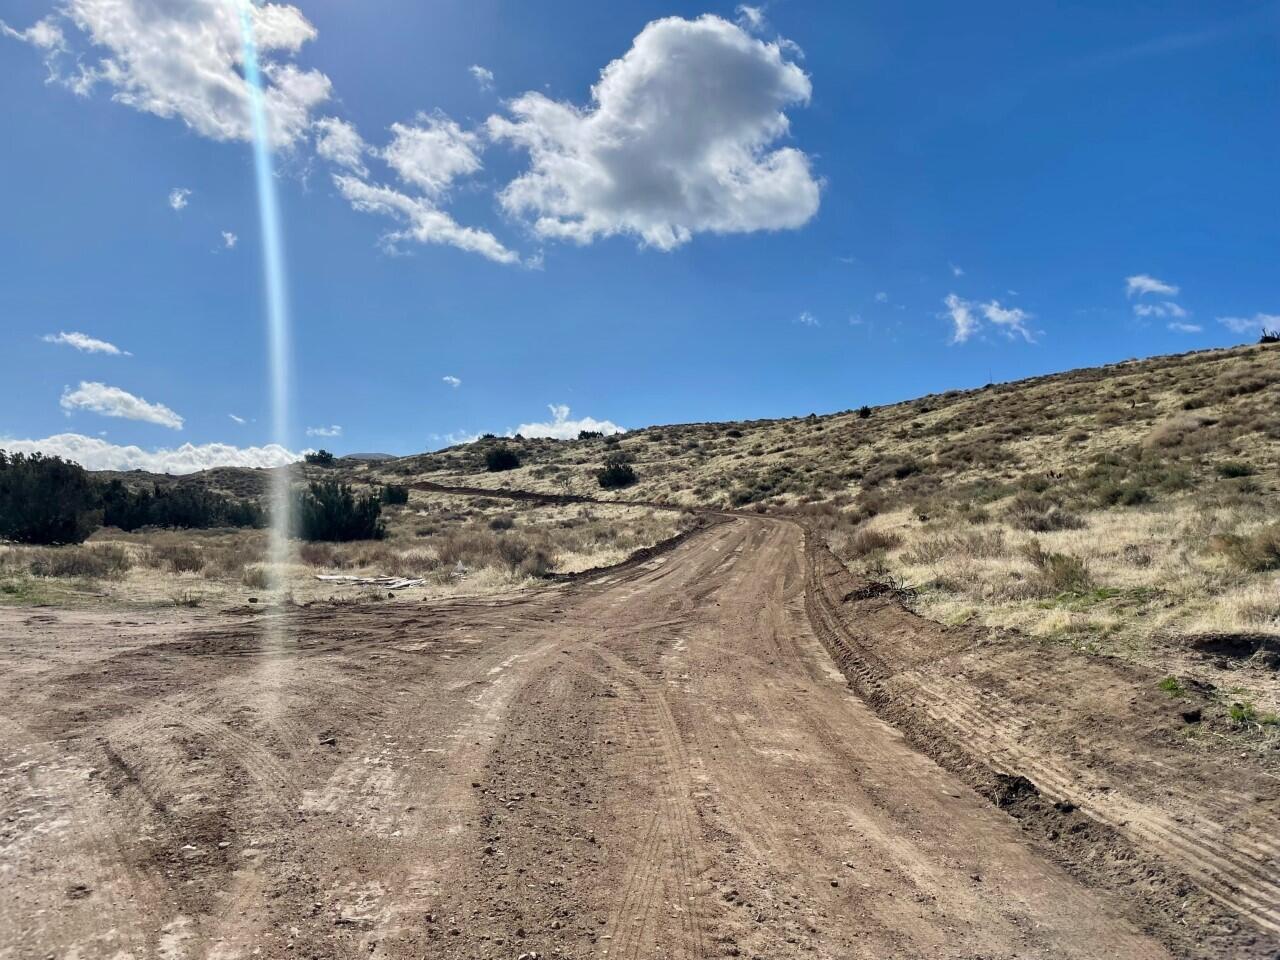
[{"xmin": 2, "ymin": 516, "xmax": 1184, "ymax": 958}]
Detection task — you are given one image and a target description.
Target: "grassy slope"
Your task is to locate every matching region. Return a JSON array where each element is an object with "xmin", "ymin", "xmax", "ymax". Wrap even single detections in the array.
[{"xmin": 380, "ymin": 343, "xmax": 1280, "ymax": 685}]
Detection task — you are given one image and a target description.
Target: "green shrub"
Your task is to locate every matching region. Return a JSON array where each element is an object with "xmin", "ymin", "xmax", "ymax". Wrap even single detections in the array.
[
  {"xmin": 577, "ymin": 430, "xmax": 603, "ymax": 440},
  {"xmin": 485, "ymin": 446, "xmax": 520, "ymax": 472},
  {"xmin": 304, "ymin": 449, "xmax": 336, "ymax": 467},
  {"xmin": 1215, "ymin": 461, "xmax": 1254, "ymax": 478},
  {"xmin": 0, "ymin": 452, "xmax": 101, "ymax": 544},
  {"xmin": 857, "ymin": 405, "xmax": 872, "ymax": 419},
  {"xmin": 295, "ymin": 480, "xmax": 385, "ymax": 542},
  {"xmin": 380, "ymin": 484, "xmax": 410, "ymax": 505},
  {"xmin": 597, "ymin": 452, "xmax": 637, "ymax": 489},
  {"xmin": 101, "ymin": 480, "xmax": 263, "ymax": 531}
]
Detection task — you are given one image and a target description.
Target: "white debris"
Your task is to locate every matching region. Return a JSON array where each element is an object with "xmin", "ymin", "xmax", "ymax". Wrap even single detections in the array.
[{"xmin": 313, "ymin": 575, "xmax": 426, "ymax": 590}]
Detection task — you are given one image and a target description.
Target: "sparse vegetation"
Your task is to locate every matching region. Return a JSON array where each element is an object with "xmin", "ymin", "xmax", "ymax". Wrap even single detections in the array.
[{"xmin": 305, "ymin": 449, "xmax": 336, "ymax": 467}]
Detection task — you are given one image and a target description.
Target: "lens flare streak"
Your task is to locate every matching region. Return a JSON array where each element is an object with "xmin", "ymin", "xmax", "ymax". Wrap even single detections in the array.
[{"xmin": 237, "ymin": 0, "xmax": 294, "ymax": 594}]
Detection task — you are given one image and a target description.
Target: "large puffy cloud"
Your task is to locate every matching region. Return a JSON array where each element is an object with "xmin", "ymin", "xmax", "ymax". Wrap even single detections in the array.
[
  {"xmin": 514, "ymin": 404, "xmax": 623, "ymax": 440},
  {"xmin": 487, "ymin": 15, "xmax": 819, "ymax": 250},
  {"xmin": 60, "ymin": 381, "xmax": 184, "ymax": 429},
  {"xmin": 5, "ymin": 0, "xmax": 330, "ymax": 148},
  {"xmin": 0, "ymin": 433, "xmax": 300, "ymax": 474}
]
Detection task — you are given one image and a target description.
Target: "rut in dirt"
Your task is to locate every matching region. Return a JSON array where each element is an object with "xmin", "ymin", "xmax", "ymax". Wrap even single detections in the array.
[{"xmin": 1, "ymin": 512, "xmax": 1270, "ymax": 959}]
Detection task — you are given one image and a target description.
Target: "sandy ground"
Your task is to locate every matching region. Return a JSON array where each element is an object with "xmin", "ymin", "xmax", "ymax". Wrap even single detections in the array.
[{"xmin": 1, "ymin": 514, "xmax": 1261, "ymax": 959}]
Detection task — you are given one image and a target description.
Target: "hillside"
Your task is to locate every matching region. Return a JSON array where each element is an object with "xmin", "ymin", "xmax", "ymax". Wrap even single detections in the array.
[{"xmin": 376, "ymin": 343, "xmax": 1280, "ymax": 703}]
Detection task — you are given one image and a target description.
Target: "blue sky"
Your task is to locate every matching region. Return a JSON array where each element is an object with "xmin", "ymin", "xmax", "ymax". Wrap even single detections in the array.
[{"xmin": 2, "ymin": 0, "xmax": 1277, "ymax": 471}]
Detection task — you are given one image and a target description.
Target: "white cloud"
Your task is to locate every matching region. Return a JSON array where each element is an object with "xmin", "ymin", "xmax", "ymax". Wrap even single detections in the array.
[
  {"xmin": 514, "ymin": 404, "xmax": 623, "ymax": 440},
  {"xmin": 315, "ymin": 110, "xmax": 521, "ymax": 263},
  {"xmin": 794, "ymin": 310, "xmax": 819, "ymax": 327},
  {"xmin": 442, "ymin": 375, "xmax": 461, "ymax": 388},
  {"xmin": 382, "ymin": 113, "xmax": 482, "ymax": 197},
  {"xmin": 169, "ymin": 187, "xmax": 191, "ymax": 211},
  {"xmin": 4, "ymin": 0, "xmax": 331, "ymax": 149},
  {"xmin": 221, "ymin": 230, "xmax": 238, "ymax": 249},
  {"xmin": 314, "ymin": 116, "xmax": 368, "ymax": 176},
  {"xmin": 429, "ymin": 429, "xmax": 481, "ymax": 448},
  {"xmin": 0, "ymin": 433, "xmax": 299, "ymax": 474},
  {"xmin": 60, "ymin": 381, "xmax": 183, "ymax": 429},
  {"xmin": 487, "ymin": 15, "xmax": 819, "ymax": 250},
  {"xmin": 1126, "ymin": 273, "xmax": 1179, "ymax": 298},
  {"xmin": 874, "ymin": 291, "xmax": 889, "ymax": 303},
  {"xmin": 735, "ymin": 5, "xmax": 765, "ymax": 30},
  {"xmin": 305, "ymin": 424, "xmax": 342, "ymax": 438},
  {"xmin": 944, "ymin": 293, "xmax": 980, "ymax": 344},
  {"xmin": 333, "ymin": 174, "xmax": 518, "ymax": 263},
  {"xmin": 43, "ymin": 331, "xmax": 129, "ymax": 356},
  {"xmin": 1168, "ymin": 321, "xmax": 1202, "ymax": 333},
  {"xmin": 1218, "ymin": 312, "xmax": 1280, "ymax": 334},
  {"xmin": 944, "ymin": 294, "xmax": 1034, "ymax": 344},
  {"xmin": 1, "ymin": 15, "xmax": 65, "ymax": 51},
  {"xmin": 469, "ymin": 64, "xmax": 494, "ymax": 91},
  {"xmin": 228, "ymin": 413, "xmax": 246, "ymax": 424},
  {"xmin": 950, "ymin": 263, "xmax": 964, "ymax": 277},
  {"xmin": 1133, "ymin": 300, "xmax": 1187, "ymax": 319},
  {"xmin": 980, "ymin": 300, "xmax": 1034, "ymax": 341}
]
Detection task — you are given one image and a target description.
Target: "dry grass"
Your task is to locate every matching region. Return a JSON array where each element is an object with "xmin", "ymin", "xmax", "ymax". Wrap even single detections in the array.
[{"xmin": 0, "ymin": 491, "xmax": 691, "ymax": 609}]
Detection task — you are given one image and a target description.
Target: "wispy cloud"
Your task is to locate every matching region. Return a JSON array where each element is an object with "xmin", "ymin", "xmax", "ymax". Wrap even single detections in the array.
[
  {"xmin": 735, "ymin": 4, "xmax": 766, "ymax": 30},
  {"xmin": 221, "ymin": 231, "xmax": 237, "ymax": 249},
  {"xmin": 1133, "ymin": 301, "xmax": 1188, "ymax": 319},
  {"xmin": 60, "ymin": 381, "xmax": 183, "ymax": 429},
  {"xmin": 0, "ymin": 433, "xmax": 299, "ymax": 474},
  {"xmin": 1167, "ymin": 321, "xmax": 1202, "ymax": 333},
  {"xmin": 228, "ymin": 413, "xmax": 246, "ymax": 424},
  {"xmin": 305, "ymin": 424, "xmax": 342, "ymax": 438},
  {"xmin": 981, "ymin": 300, "xmax": 1034, "ymax": 341},
  {"xmin": 874, "ymin": 291, "xmax": 889, "ymax": 303},
  {"xmin": 1126, "ymin": 273, "xmax": 1178, "ymax": 298},
  {"xmin": 794, "ymin": 310, "xmax": 819, "ymax": 327},
  {"xmin": 168, "ymin": 187, "xmax": 191, "ymax": 211},
  {"xmin": 1218, "ymin": 313, "xmax": 1280, "ymax": 335},
  {"xmin": 43, "ymin": 331, "xmax": 129, "ymax": 356},
  {"xmin": 943, "ymin": 293, "xmax": 980, "ymax": 343},
  {"xmin": 944, "ymin": 293, "xmax": 1035, "ymax": 344},
  {"xmin": 950, "ymin": 263, "xmax": 964, "ymax": 277},
  {"xmin": 468, "ymin": 64, "xmax": 494, "ymax": 91},
  {"xmin": 442, "ymin": 375, "xmax": 461, "ymax": 388}
]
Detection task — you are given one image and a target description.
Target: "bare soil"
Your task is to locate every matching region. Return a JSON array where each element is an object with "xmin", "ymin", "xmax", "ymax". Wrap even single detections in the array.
[{"xmin": 2, "ymin": 511, "xmax": 1275, "ymax": 959}]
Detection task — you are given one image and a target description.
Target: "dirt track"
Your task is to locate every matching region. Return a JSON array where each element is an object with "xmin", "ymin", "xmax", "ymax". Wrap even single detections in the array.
[{"xmin": 1, "ymin": 514, "xmax": 1261, "ymax": 958}]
